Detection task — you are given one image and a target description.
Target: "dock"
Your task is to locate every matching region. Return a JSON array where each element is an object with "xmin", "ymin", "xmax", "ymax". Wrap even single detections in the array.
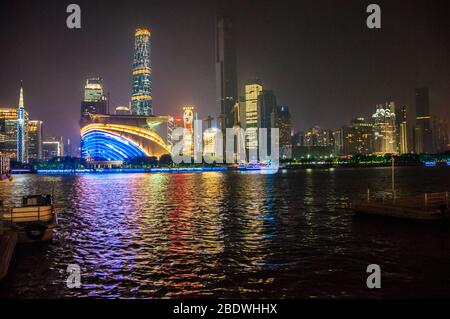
[
  {"xmin": 0, "ymin": 226, "xmax": 18, "ymax": 280},
  {"xmin": 353, "ymin": 191, "xmax": 450, "ymax": 221}
]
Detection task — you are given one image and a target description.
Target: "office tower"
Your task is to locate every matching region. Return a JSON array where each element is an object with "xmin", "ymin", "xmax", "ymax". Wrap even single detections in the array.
[
  {"xmin": 395, "ymin": 105, "xmax": 408, "ymax": 154},
  {"xmin": 28, "ymin": 120, "xmax": 43, "ymax": 161},
  {"xmin": 258, "ymin": 90, "xmax": 277, "ymax": 157},
  {"xmin": 244, "ymin": 80, "xmax": 263, "ymax": 152},
  {"xmin": 131, "ymin": 28, "xmax": 152, "ymax": 115},
  {"xmin": 341, "ymin": 117, "xmax": 373, "ymax": 155},
  {"xmin": 275, "ymin": 106, "xmax": 292, "ymax": 159},
  {"xmin": 414, "ymin": 88, "xmax": 433, "ymax": 153},
  {"xmin": 0, "ymin": 108, "xmax": 22, "ymax": 158},
  {"xmin": 433, "ymin": 119, "xmax": 449, "ymax": 152},
  {"xmin": 81, "ymin": 77, "xmax": 108, "ymax": 118},
  {"xmin": 17, "ymin": 84, "xmax": 28, "ymax": 163},
  {"xmin": 42, "ymin": 136, "xmax": 64, "ymax": 161},
  {"xmin": 216, "ymin": 16, "xmax": 238, "ymax": 130}
]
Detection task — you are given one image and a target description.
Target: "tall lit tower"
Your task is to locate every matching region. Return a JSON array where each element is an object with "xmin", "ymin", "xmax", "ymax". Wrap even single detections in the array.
[
  {"xmin": 131, "ymin": 28, "xmax": 152, "ymax": 115},
  {"xmin": 16, "ymin": 83, "xmax": 28, "ymax": 163}
]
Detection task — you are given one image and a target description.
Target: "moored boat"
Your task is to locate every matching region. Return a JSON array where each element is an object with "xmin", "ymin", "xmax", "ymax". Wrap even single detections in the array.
[{"xmin": 2, "ymin": 195, "xmax": 58, "ymax": 243}]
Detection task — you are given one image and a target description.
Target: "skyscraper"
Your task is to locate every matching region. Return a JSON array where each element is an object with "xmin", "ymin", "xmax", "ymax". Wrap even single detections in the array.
[
  {"xmin": 414, "ymin": 88, "xmax": 433, "ymax": 153},
  {"xmin": 0, "ymin": 108, "xmax": 22, "ymax": 158},
  {"xmin": 396, "ymin": 105, "xmax": 409, "ymax": 154},
  {"xmin": 216, "ymin": 16, "xmax": 238, "ymax": 130},
  {"xmin": 372, "ymin": 102, "xmax": 397, "ymax": 154},
  {"xmin": 28, "ymin": 120, "xmax": 43, "ymax": 161},
  {"xmin": 275, "ymin": 106, "xmax": 292, "ymax": 159},
  {"xmin": 131, "ymin": 28, "xmax": 152, "ymax": 115},
  {"xmin": 16, "ymin": 84, "xmax": 28, "ymax": 163},
  {"xmin": 244, "ymin": 80, "xmax": 263, "ymax": 152},
  {"xmin": 433, "ymin": 119, "xmax": 449, "ymax": 153},
  {"xmin": 81, "ymin": 77, "xmax": 107, "ymax": 118}
]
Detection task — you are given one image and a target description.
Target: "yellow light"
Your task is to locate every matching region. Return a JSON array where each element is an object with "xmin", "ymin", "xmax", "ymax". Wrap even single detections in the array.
[
  {"xmin": 135, "ymin": 28, "xmax": 151, "ymax": 37},
  {"xmin": 131, "ymin": 95, "xmax": 153, "ymax": 101},
  {"xmin": 133, "ymin": 69, "xmax": 151, "ymax": 75}
]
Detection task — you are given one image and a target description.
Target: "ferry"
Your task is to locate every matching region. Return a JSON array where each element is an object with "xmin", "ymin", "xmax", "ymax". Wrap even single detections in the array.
[
  {"xmin": 238, "ymin": 160, "xmax": 279, "ymax": 171},
  {"xmin": 1, "ymin": 195, "xmax": 58, "ymax": 243}
]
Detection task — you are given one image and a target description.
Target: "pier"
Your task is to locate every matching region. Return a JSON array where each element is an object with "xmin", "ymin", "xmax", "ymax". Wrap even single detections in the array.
[
  {"xmin": 0, "ymin": 224, "xmax": 17, "ymax": 280},
  {"xmin": 354, "ymin": 191, "xmax": 450, "ymax": 221}
]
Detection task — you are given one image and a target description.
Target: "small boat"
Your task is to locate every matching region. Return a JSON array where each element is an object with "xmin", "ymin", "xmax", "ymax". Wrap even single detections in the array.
[{"xmin": 2, "ymin": 195, "xmax": 58, "ymax": 243}]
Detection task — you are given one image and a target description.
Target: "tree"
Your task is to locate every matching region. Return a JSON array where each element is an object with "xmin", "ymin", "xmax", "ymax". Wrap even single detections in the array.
[{"xmin": 159, "ymin": 154, "xmax": 173, "ymax": 167}]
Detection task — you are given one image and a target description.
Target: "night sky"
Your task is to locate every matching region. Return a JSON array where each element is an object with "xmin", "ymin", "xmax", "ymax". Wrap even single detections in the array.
[{"xmin": 0, "ymin": 0, "xmax": 449, "ymax": 148}]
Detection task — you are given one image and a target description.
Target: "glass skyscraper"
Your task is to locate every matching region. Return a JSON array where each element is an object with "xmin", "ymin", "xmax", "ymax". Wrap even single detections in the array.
[
  {"xmin": 131, "ymin": 28, "xmax": 152, "ymax": 115},
  {"xmin": 216, "ymin": 16, "xmax": 238, "ymax": 130}
]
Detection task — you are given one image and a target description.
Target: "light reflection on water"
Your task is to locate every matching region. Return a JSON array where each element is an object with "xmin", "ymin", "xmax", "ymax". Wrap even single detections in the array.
[{"xmin": 1, "ymin": 167, "xmax": 450, "ymax": 298}]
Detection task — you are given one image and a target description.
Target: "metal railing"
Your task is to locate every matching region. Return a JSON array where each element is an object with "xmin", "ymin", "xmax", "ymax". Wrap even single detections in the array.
[{"xmin": 424, "ymin": 192, "xmax": 449, "ymax": 209}]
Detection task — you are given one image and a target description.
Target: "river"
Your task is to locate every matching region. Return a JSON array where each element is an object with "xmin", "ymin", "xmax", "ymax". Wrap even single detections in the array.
[{"xmin": 1, "ymin": 166, "xmax": 450, "ymax": 298}]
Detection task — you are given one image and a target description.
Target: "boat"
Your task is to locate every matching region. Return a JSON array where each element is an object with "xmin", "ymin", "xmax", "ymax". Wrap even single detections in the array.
[
  {"xmin": 1, "ymin": 195, "xmax": 58, "ymax": 243},
  {"xmin": 353, "ymin": 191, "xmax": 450, "ymax": 221}
]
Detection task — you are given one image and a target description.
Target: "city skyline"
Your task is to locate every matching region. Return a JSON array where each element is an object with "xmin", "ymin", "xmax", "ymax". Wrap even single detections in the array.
[{"xmin": 0, "ymin": 0, "xmax": 449, "ymax": 148}]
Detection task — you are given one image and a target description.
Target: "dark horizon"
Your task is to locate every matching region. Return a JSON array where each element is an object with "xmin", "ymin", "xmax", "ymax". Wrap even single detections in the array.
[{"xmin": 0, "ymin": 0, "xmax": 449, "ymax": 147}]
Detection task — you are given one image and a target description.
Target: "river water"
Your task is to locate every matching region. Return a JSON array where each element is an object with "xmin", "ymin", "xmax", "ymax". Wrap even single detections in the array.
[{"xmin": 1, "ymin": 166, "xmax": 450, "ymax": 298}]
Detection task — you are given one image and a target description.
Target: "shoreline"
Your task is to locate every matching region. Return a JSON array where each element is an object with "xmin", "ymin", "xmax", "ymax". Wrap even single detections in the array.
[{"xmin": 5, "ymin": 162, "xmax": 448, "ymax": 175}]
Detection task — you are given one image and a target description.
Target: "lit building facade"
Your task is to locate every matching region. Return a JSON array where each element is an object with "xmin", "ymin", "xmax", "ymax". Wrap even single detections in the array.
[
  {"xmin": 80, "ymin": 114, "xmax": 172, "ymax": 162},
  {"xmin": 372, "ymin": 102, "xmax": 397, "ymax": 154},
  {"xmin": 81, "ymin": 77, "xmax": 107, "ymax": 117},
  {"xmin": 0, "ymin": 108, "xmax": 22, "ymax": 159},
  {"xmin": 131, "ymin": 28, "xmax": 152, "ymax": 115},
  {"xmin": 28, "ymin": 120, "xmax": 43, "ymax": 161},
  {"xmin": 341, "ymin": 117, "xmax": 373, "ymax": 155},
  {"xmin": 182, "ymin": 106, "xmax": 195, "ymax": 157},
  {"xmin": 244, "ymin": 81, "xmax": 263, "ymax": 152},
  {"xmin": 42, "ymin": 136, "xmax": 64, "ymax": 161}
]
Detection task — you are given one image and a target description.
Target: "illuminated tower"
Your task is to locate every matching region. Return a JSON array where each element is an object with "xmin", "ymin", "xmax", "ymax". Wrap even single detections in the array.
[
  {"xmin": 131, "ymin": 28, "xmax": 152, "ymax": 115},
  {"xmin": 16, "ymin": 83, "xmax": 28, "ymax": 163}
]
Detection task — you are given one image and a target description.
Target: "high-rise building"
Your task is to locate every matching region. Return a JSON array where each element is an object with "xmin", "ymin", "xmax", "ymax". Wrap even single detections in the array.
[
  {"xmin": 81, "ymin": 77, "xmax": 107, "ymax": 118},
  {"xmin": 28, "ymin": 120, "xmax": 43, "ymax": 161},
  {"xmin": 16, "ymin": 84, "xmax": 28, "ymax": 163},
  {"xmin": 395, "ymin": 105, "xmax": 409, "ymax": 154},
  {"xmin": 433, "ymin": 119, "xmax": 449, "ymax": 153},
  {"xmin": 131, "ymin": 28, "xmax": 152, "ymax": 115},
  {"xmin": 216, "ymin": 16, "xmax": 238, "ymax": 130},
  {"xmin": 244, "ymin": 80, "xmax": 263, "ymax": 152},
  {"xmin": 42, "ymin": 136, "xmax": 64, "ymax": 161},
  {"xmin": 341, "ymin": 117, "xmax": 373, "ymax": 155},
  {"xmin": 275, "ymin": 106, "xmax": 292, "ymax": 159},
  {"xmin": 372, "ymin": 102, "xmax": 397, "ymax": 154},
  {"xmin": 0, "ymin": 108, "xmax": 21, "ymax": 159},
  {"xmin": 414, "ymin": 88, "xmax": 433, "ymax": 153}
]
